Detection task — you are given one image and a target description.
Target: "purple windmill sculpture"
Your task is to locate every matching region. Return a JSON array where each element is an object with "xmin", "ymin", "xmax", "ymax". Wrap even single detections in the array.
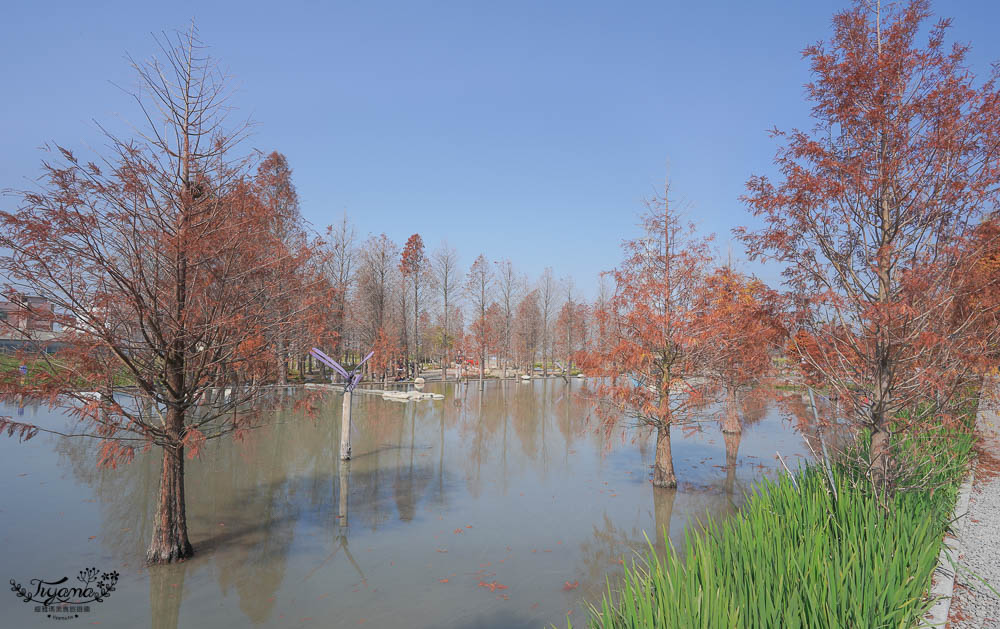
[{"xmin": 310, "ymin": 348, "xmax": 374, "ymax": 393}]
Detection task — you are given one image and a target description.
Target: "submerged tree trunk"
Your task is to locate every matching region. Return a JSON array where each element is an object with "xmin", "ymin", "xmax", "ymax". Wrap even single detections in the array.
[
  {"xmin": 147, "ymin": 440, "xmax": 193, "ymax": 564},
  {"xmin": 723, "ymin": 430, "xmax": 742, "ymax": 495},
  {"xmin": 652, "ymin": 423, "xmax": 677, "ymax": 488},
  {"xmin": 722, "ymin": 388, "xmax": 742, "ymax": 434}
]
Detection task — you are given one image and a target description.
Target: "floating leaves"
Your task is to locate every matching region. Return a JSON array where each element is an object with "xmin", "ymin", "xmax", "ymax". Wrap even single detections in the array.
[{"xmin": 477, "ymin": 580, "xmax": 508, "ymax": 592}]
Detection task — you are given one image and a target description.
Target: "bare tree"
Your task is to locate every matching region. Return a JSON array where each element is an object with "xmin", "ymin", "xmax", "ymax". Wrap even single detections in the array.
[
  {"xmin": 538, "ymin": 267, "xmax": 559, "ymax": 377},
  {"xmin": 357, "ymin": 234, "xmax": 399, "ymax": 351},
  {"xmin": 432, "ymin": 242, "xmax": 461, "ymax": 380},
  {"xmin": 466, "ymin": 254, "xmax": 494, "ymax": 389},
  {"xmin": 324, "ymin": 213, "xmax": 357, "ymax": 364},
  {"xmin": 494, "ymin": 259, "xmax": 522, "ymax": 379}
]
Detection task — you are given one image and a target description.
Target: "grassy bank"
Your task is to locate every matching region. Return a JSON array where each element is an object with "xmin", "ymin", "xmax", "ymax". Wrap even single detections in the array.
[{"xmin": 571, "ymin": 423, "xmax": 975, "ymax": 628}]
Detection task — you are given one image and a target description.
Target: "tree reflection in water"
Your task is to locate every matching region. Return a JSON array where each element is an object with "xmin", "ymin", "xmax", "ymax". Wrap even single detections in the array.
[{"xmin": 29, "ymin": 380, "xmax": 813, "ymax": 629}]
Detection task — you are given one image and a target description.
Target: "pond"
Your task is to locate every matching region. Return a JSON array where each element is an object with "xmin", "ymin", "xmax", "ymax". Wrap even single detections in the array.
[{"xmin": 0, "ymin": 379, "xmax": 817, "ymax": 628}]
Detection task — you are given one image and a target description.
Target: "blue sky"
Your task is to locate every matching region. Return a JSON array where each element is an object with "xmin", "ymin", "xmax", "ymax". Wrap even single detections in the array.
[{"xmin": 3, "ymin": 0, "xmax": 999, "ymax": 298}]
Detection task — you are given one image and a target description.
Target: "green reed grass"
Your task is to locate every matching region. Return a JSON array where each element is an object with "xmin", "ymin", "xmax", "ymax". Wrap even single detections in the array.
[{"xmin": 569, "ymin": 421, "xmax": 975, "ymax": 629}]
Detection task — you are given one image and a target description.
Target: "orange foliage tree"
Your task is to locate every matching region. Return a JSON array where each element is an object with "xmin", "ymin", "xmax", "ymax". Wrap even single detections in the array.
[
  {"xmin": 694, "ymin": 267, "xmax": 785, "ymax": 433},
  {"xmin": 466, "ymin": 254, "xmax": 494, "ymax": 387},
  {"xmin": 369, "ymin": 327, "xmax": 401, "ymax": 384},
  {"xmin": 589, "ymin": 188, "xmax": 714, "ymax": 488},
  {"xmin": 0, "ymin": 28, "xmax": 324, "ymax": 563},
  {"xmin": 739, "ymin": 0, "xmax": 1000, "ymax": 484},
  {"xmin": 399, "ymin": 233, "xmax": 427, "ymax": 376}
]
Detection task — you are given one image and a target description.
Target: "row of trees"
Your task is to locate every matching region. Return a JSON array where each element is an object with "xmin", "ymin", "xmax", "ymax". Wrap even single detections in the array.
[
  {"xmin": 317, "ymin": 217, "xmax": 592, "ymax": 387},
  {"xmin": 589, "ymin": 0, "xmax": 1000, "ymax": 491},
  {"xmin": 0, "ymin": 29, "xmax": 335, "ymax": 563},
  {"xmin": 0, "ymin": 26, "xmax": 593, "ymax": 564},
  {"xmin": 3, "ymin": 0, "xmax": 1000, "ymax": 566}
]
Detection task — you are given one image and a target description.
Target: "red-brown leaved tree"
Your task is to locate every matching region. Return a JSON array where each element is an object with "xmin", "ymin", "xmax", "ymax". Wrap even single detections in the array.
[
  {"xmin": 739, "ymin": 0, "xmax": 1000, "ymax": 485},
  {"xmin": 0, "ymin": 28, "xmax": 322, "ymax": 563},
  {"xmin": 694, "ymin": 267, "xmax": 785, "ymax": 433},
  {"xmin": 589, "ymin": 188, "xmax": 715, "ymax": 487}
]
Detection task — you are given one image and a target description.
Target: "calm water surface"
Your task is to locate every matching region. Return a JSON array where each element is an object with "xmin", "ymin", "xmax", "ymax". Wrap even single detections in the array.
[{"xmin": 0, "ymin": 380, "xmax": 815, "ymax": 628}]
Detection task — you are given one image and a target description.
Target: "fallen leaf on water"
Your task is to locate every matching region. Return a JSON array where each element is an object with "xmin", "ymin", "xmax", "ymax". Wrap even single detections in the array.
[
  {"xmin": 465, "ymin": 525, "xmax": 473, "ymax": 528},
  {"xmin": 563, "ymin": 581, "xmax": 580, "ymax": 591},
  {"xmin": 478, "ymin": 580, "xmax": 508, "ymax": 592}
]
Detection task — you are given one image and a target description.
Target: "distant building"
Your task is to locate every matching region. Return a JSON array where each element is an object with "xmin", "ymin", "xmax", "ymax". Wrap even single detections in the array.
[
  {"xmin": 0, "ymin": 294, "xmax": 54, "ymax": 332},
  {"xmin": 0, "ymin": 294, "xmax": 60, "ymax": 353}
]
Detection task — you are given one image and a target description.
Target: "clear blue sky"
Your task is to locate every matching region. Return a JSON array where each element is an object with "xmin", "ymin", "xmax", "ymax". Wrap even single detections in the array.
[{"xmin": 3, "ymin": 1, "xmax": 999, "ymax": 297}]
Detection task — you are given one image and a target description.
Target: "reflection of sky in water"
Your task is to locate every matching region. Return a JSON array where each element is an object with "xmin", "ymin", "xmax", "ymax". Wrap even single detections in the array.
[{"xmin": 0, "ymin": 381, "xmax": 819, "ymax": 629}]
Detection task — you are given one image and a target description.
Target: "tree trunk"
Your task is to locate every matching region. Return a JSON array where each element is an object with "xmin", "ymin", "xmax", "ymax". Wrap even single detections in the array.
[
  {"xmin": 723, "ymin": 431, "xmax": 742, "ymax": 495},
  {"xmin": 340, "ymin": 390, "xmax": 352, "ymax": 460},
  {"xmin": 722, "ymin": 389, "xmax": 742, "ymax": 434},
  {"xmin": 652, "ymin": 423, "xmax": 677, "ymax": 488},
  {"xmin": 276, "ymin": 335, "xmax": 287, "ymax": 386},
  {"xmin": 147, "ymin": 442, "xmax": 193, "ymax": 564},
  {"xmin": 870, "ymin": 422, "xmax": 891, "ymax": 484},
  {"xmin": 479, "ymin": 349, "xmax": 485, "ymax": 390}
]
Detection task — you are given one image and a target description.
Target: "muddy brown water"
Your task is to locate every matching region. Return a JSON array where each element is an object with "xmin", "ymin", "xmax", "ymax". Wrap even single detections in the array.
[{"xmin": 0, "ymin": 379, "xmax": 817, "ymax": 628}]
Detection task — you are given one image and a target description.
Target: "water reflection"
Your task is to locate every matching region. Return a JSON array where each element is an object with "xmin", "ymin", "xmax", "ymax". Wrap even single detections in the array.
[{"xmin": 0, "ymin": 380, "xmax": 815, "ymax": 629}]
